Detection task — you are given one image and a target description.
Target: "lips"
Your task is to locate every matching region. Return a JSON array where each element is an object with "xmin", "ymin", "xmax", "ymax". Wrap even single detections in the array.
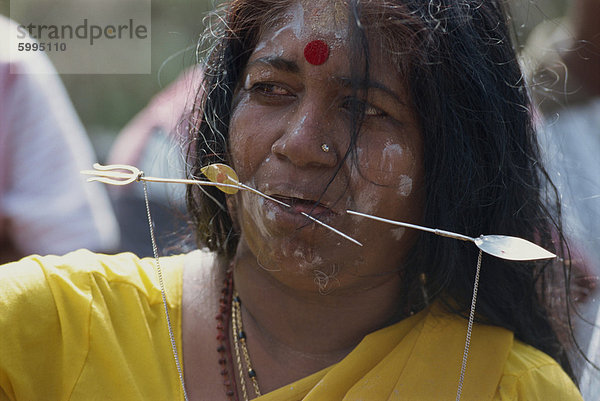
[{"xmin": 269, "ymin": 194, "xmax": 333, "ymax": 215}]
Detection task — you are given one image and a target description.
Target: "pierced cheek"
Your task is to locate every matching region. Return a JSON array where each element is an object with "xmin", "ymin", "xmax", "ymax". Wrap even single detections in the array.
[
  {"xmin": 350, "ymin": 187, "xmax": 379, "ymax": 215},
  {"xmin": 239, "ymin": 189, "xmax": 272, "ymax": 241}
]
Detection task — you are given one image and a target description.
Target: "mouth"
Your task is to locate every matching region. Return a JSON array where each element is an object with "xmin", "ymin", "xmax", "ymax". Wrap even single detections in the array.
[{"xmin": 270, "ymin": 195, "xmax": 335, "ymax": 216}]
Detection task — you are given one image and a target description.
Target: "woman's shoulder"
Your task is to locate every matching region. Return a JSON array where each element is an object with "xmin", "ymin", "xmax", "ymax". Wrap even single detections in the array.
[
  {"xmin": 496, "ymin": 339, "xmax": 582, "ymax": 400},
  {"xmin": 0, "ymin": 249, "xmax": 216, "ymax": 400},
  {"xmin": 423, "ymin": 303, "xmax": 582, "ymax": 400},
  {"xmin": 0, "ymin": 249, "xmax": 188, "ymax": 303}
]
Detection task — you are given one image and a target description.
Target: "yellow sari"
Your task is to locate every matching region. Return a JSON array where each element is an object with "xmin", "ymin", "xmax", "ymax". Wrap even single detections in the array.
[
  {"xmin": 0, "ymin": 251, "xmax": 582, "ymax": 400},
  {"xmin": 258, "ymin": 300, "xmax": 582, "ymax": 400}
]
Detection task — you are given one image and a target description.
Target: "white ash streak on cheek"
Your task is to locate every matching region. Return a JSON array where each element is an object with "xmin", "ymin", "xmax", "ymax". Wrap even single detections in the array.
[
  {"xmin": 241, "ymin": 189, "xmax": 272, "ymax": 240},
  {"xmin": 382, "ymin": 143, "xmax": 403, "ymax": 167},
  {"xmin": 397, "ymin": 175, "xmax": 413, "ymax": 197},
  {"xmin": 355, "ymin": 147, "xmax": 369, "ymax": 169},
  {"xmin": 390, "ymin": 227, "xmax": 406, "ymax": 241},
  {"xmin": 345, "ymin": 190, "xmax": 378, "ymax": 242},
  {"xmin": 353, "ymin": 188, "xmax": 378, "ymax": 214}
]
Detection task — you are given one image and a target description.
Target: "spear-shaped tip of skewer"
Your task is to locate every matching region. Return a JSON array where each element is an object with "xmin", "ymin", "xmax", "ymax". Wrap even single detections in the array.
[
  {"xmin": 81, "ymin": 163, "xmax": 142, "ymax": 186},
  {"xmin": 473, "ymin": 235, "xmax": 556, "ymax": 261},
  {"xmin": 347, "ymin": 209, "xmax": 555, "ymax": 261}
]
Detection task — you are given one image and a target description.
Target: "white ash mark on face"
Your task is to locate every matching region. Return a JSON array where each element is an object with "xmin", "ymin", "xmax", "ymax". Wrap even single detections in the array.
[
  {"xmin": 240, "ymin": 184, "xmax": 271, "ymax": 240},
  {"xmin": 254, "ymin": 3, "xmax": 305, "ymax": 53},
  {"xmin": 397, "ymin": 175, "xmax": 412, "ymax": 197},
  {"xmin": 390, "ymin": 227, "xmax": 406, "ymax": 241},
  {"xmin": 381, "ymin": 143, "xmax": 403, "ymax": 171}
]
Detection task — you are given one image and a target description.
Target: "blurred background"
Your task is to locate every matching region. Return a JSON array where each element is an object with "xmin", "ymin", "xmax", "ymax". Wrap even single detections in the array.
[{"xmin": 1, "ymin": 0, "xmax": 212, "ymax": 159}]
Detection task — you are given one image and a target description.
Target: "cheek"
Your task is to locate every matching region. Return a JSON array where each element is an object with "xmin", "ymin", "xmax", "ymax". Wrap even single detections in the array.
[
  {"xmin": 354, "ymin": 139, "xmax": 419, "ymax": 195},
  {"xmin": 226, "ymin": 196, "xmax": 241, "ymax": 233},
  {"xmin": 398, "ymin": 175, "xmax": 413, "ymax": 198},
  {"xmin": 390, "ymin": 227, "xmax": 406, "ymax": 241},
  {"xmin": 348, "ymin": 134, "xmax": 424, "ymax": 228},
  {"xmin": 229, "ymin": 99, "xmax": 281, "ymax": 181},
  {"xmin": 238, "ymin": 190, "xmax": 272, "ymax": 240}
]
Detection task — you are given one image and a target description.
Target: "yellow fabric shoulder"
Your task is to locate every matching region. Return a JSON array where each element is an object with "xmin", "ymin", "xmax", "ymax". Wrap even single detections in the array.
[
  {"xmin": 0, "ymin": 250, "xmax": 186, "ymax": 401},
  {"xmin": 496, "ymin": 341, "xmax": 583, "ymax": 401},
  {"xmin": 257, "ymin": 303, "xmax": 582, "ymax": 401},
  {"xmin": 0, "ymin": 251, "xmax": 582, "ymax": 401}
]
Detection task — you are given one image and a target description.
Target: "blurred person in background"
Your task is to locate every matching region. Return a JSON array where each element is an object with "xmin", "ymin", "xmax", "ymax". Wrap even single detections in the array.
[
  {"xmin": 522, "ymin": 0, "xmax": 600, "ymax": 396},
  {"xmin": 0, "ymin": 15, "xmax": 119, "ymax": 263},
  {"xmin": 106, "ymin": 67, "xmax": 202, "ymax": 256}
]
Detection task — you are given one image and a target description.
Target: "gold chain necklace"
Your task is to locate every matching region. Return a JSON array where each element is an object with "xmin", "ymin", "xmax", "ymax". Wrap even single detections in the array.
[{"xmin": 231, "ymin": 291, "xmax": 261, "ymax": 400}]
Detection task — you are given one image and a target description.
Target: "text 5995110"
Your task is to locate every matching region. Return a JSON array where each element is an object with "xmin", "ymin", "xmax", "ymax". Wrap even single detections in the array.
[{"xmin": 17, "ymin": 42, "xmax": 67, "ymax": 52}]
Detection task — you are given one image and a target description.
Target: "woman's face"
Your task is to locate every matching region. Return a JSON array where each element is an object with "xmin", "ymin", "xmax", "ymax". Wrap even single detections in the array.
[{"xmin": 228, "ymin": 0, "xmax": 424, "ymax": 292}]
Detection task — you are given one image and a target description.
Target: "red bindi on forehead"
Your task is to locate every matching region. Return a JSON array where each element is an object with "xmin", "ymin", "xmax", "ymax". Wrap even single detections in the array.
[{"xmin": 303, "ymin": 40, "xmax": 329, "ymax": 65}]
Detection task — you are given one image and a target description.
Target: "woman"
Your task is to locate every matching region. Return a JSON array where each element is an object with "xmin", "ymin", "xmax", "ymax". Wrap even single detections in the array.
[{"xmin": 0, "ymin": 0, "xmax": 585, "ymax": 400}]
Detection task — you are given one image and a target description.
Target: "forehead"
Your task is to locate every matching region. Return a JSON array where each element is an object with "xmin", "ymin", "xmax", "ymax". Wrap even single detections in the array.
[
  {"xmin": 251, "ymin": 1, "xmax": 394, "ymax": 73},
  {"xmin": 253, "ymin": 1, "xmax": 348, "ymax": 56},
  {"xmin": 268, "ymin": 0, "xmax": 349, "ymax": 36}
]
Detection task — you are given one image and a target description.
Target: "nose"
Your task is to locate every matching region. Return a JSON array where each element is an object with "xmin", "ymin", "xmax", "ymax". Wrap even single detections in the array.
[{"xmin": 271, "ymin": 101, "xmax": 338, "ymax": 168}]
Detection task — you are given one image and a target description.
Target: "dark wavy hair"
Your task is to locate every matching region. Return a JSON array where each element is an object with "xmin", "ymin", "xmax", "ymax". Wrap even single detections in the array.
[{"xmin": 186, "ymin": 0, "xmax": 578, "ymax": 379}]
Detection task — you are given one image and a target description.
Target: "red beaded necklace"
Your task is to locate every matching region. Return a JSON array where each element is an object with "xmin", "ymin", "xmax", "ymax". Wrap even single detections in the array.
[{"xmin": 216, "ymin": 271, "xmax": 237, "ymax": 399}]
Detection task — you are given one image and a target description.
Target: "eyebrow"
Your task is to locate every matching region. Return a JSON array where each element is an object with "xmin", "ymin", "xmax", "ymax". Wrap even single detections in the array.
[
  {"xmin": 337, "ymin": 77, "xmax": 406, "ymax": 106},
  {"xmin": 245, "ymin": 56, "xmax": 300, "ymax": 74},
  {"xmin": 245, "ymin": 56, "xmax": 405, "ymax": 105}
]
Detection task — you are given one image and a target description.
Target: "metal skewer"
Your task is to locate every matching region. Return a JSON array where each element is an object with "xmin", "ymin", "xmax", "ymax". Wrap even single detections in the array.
[
  {"xmin": 346, "ymin": 210, "xmax": 555, "ymax": 261},
  {"xmin": 82, "ymin": 163, "xmax": 362, "ymax": 246},
  {"xmin": 227, "ymin": 177, "xmax": 362, "ymax": 246},
  {"xmin": 81, "ymin": 163, "xmax": 242, "ymax": 191}
]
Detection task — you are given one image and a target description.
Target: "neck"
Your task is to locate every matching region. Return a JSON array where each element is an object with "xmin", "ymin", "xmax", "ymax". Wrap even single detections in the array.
[{"xmin": 231, "ymin": 240, "xmax": 403, "ymax": 385}]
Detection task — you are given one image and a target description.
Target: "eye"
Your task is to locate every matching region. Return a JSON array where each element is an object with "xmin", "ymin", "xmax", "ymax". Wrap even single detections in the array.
[
  {"xmin": 364, "ymin": 104, "xmax": 386, "ymax": 117},
  {"xmin": 341, "ymin": 97, "xmax": 388, "ymax": 118},
  {"xmin": 248, "ymin": 83, "xmax": 293, "ymax": 97}
]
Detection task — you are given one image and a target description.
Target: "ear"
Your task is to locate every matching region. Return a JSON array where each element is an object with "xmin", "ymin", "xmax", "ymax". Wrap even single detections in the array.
[{"xmin": 226, "ymin": 195, "xmax": 241, "ymax": 233}]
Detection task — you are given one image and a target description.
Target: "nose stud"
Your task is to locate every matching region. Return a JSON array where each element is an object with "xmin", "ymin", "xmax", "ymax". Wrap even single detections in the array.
[{"xmin": 321, "ymin": 143, "xmax": 330, "ymax": 153}]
